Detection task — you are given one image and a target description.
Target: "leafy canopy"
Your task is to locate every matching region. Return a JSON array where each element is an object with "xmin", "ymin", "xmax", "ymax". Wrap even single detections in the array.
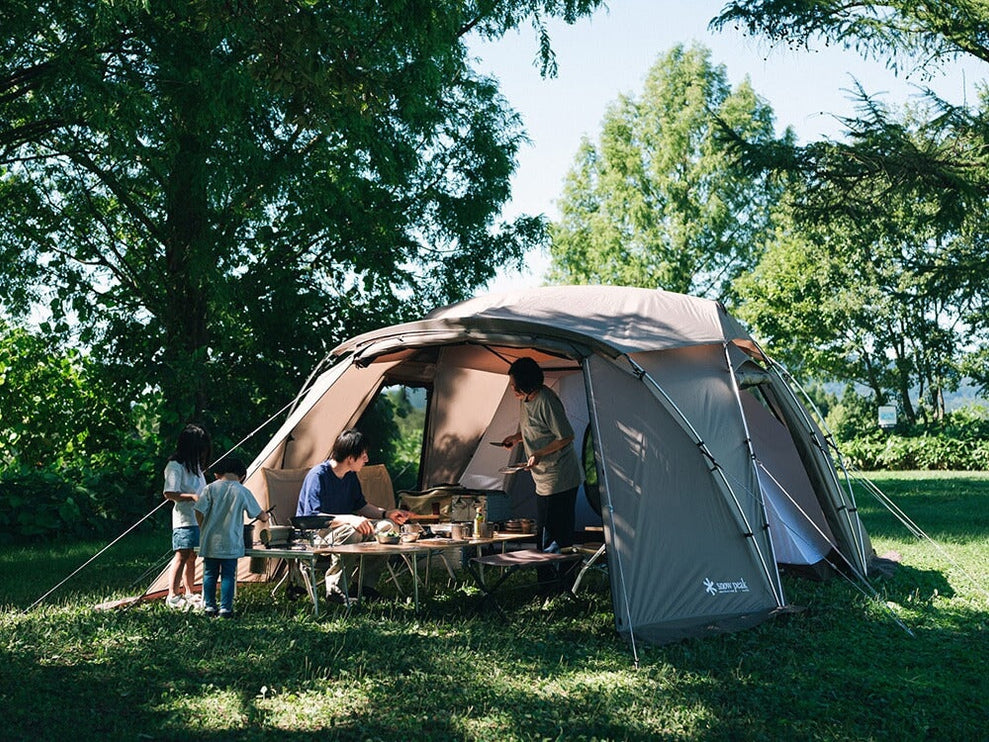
[
  {"xmin": 711, "ymin": 0, "xmax": 989, "ymax": 401},
  {"xmin": 0, "ymin": 0, "xmax": 606, "ymax": 436},
  {"xmin": 548, "ymin": 43, "xmax": 787, "ymax": 301}
]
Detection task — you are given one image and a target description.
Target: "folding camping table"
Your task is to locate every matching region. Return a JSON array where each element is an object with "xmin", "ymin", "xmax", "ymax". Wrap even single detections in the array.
[{"xmin": 315, "ymin": 533, "xmax": 532, "ymax": 613}]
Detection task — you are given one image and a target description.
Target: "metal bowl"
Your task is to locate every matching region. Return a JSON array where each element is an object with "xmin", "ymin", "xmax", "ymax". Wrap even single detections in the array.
[
  {"xmin": 375, "ymin": 533, "xmax": 400, "ymax": 545},
  {"xmin": 399, "ymin": 532, "xmax": 420, "ymax": 543}
]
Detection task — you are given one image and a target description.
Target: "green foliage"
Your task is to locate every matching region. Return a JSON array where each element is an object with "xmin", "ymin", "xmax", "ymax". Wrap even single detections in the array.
[
  {"xmin": 0, "ymin": 322, "xmax": 164, "ymax": 542},
  {"xmin": 734, "ymin": 121, "xmax": 986, "ymax": 424},
  {"xmin": 0, "ymin": 440, "xmax": 162, "ymax": 545},
  {"xmin": 713, "ymin": 1, "xmax": 988, "ymax": 73},
  {"xmin": 0, "ymin": 322, "xmax": 139, "ymax": 466},
  {"xmin": 548, "ymin": 43, "xmax": 787, "ymax": 301},
  {"xmin": 1, "ymin": 0, "xmax": 606, "ymax": 433},
  {"xmin": 841, "ymin": 434, "xmax": 989, "ymax": 471},
  {"xmin": 713, "ymin": 2, "xmax": 989, "ymax": 412},
  {"xmin": 0, "ymin": 468, "xmax": 86, "ymax": 542},
  {"xmin": 831, "ymin": 398, "xmax": 989, "ymax": 470},
  {"xmin": 824, "ymin": 385, "xmax": 875, "ymax": 442},
  {"xmin": 357, "ymin": 386, "xmax": 426, "ymax": 491}
]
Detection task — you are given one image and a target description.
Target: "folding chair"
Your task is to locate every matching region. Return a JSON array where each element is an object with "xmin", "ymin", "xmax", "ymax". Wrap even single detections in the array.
[{"xmin": 467, "ymin": 548, "xmax": 582, "ymax": 617}]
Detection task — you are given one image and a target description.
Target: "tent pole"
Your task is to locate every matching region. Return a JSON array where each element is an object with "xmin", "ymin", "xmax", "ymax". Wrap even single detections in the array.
[
  {"xmin": 754, "ymin": 461, "xmax": 868, "ymax": 582},
  {"xmin": 618, "ymin": 353, "xmax": 784, "ymax": 608},
  {"xmin": 721, "ymin": 343, "xmax": 786, "ymax": 606},
  {"xmin": 763, "ymin": 358, "xmax": 871, "ymax": 573},
  {"xmin": 583, "ymin": 358, "xmax": 639, "ymax": 666}
]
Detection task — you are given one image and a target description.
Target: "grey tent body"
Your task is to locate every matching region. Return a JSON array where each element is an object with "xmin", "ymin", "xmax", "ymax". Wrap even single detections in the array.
[{"xmin": 155, "ymin": 285, "xmax": 873, "ymax": 644}]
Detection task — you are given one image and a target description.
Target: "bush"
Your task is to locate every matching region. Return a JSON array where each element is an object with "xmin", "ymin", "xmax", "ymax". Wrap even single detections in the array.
[
  {"xmin": 0, "ymin": 435, "xmax": 162, "ymax": 545},
  {"xmin": 0, "ymin": 467, "xmax": 91, "ymax": 543},
  {"xmin": 838, "ymin": 433, "xmax": 989, "ymax": 471}
]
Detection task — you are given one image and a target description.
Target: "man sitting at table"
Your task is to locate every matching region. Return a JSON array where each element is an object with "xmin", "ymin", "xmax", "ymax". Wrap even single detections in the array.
[{"xmin": 296, "ymin": 428, "xmax": 411, "ymax": 603}]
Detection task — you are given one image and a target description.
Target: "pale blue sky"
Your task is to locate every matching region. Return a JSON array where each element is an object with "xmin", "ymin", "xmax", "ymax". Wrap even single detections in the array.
[{"xmin": 469, "ymin": 0, "xmax": 986, "ymax": 293}]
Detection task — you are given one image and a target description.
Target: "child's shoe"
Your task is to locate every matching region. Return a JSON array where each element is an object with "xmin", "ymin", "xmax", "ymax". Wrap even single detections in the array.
[
  {"xmin": 165, "ymin": 594, "xmax": 186, "ymax": 610},
  {"xmin": 219, "ymin": 610, "xmax": 235, "ymax": 619},
  {"xmin": 204, "ymin": 607, "xmax": 218, "ymax": 618}
]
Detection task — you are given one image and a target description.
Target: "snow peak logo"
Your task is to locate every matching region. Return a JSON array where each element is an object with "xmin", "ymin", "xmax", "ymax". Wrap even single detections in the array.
[{"xmin": 703, "ymin": 577, "xmax": 750, "ymax": 596}]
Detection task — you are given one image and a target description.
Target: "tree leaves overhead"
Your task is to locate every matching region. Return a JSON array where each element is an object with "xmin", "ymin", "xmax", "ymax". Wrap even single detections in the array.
[
  {"xmin": 0, "ymin": 0, "xmax": 606, "ymax": 433},
  {"xmin": 710, "ymin": 0, "xmax": 989, "ymax": 231},
  {"xmin": 712, "ymin": 0, "xmax": 989, "ymax": 69}
]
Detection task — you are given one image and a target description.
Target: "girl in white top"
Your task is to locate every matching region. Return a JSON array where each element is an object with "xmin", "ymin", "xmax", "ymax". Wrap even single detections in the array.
[{"xmin": 162, "ymin": 424, "xmax": 211, "ymax": 609}]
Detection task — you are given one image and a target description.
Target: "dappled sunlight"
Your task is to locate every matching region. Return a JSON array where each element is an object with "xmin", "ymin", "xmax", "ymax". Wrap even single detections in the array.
[{"xmin": 2, "ymin": 510, "xmax": 988, "ymax": 740}]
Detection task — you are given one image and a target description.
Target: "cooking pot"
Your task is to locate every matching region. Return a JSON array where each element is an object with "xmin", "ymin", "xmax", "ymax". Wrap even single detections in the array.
[
  {"xmin": 450, "ymin": 522, "xmax": 472, "ymax": 541},
  {"xmin": 260, "ymin": 525, "xmax": 294, "ymax": 547}
]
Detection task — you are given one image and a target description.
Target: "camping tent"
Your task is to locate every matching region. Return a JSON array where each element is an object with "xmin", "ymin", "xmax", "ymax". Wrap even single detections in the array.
[{"xmin": 152, "ymin": 285, "xmax": 874, "ymax": 644}]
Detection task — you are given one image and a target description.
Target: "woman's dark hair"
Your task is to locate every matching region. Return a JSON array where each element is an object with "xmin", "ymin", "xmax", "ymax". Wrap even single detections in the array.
[
  {"xmin": 168, "ymin": 424, "xmax": 212, "ymax": 475},
  {"xmin": 331, "ymin": 429, "xmax": 368, "ymax": 462},
  {"xmin": 508, "ymin": 357, "xmax": 544, "ymax": 395}
]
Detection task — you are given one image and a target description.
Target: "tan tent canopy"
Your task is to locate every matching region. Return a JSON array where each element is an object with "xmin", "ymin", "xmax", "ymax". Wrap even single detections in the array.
[{"xmin": 150, "ymin": 286, "xmax": 873, "ymax": 645}]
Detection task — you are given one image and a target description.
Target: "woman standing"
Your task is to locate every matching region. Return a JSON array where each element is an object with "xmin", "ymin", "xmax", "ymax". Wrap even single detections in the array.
[
  {"xmin": 501, "ymin": 357, "xmax": 582, "ymax": 590},
  {"xmin": 163, "ymin": 424, "xmax": 211, "ymax": 609}
]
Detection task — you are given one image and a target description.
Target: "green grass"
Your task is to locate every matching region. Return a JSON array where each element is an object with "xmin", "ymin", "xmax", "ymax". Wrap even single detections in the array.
[{"xmin": 2, "ymin": 472, "xmax": 988, "ymax": 741}]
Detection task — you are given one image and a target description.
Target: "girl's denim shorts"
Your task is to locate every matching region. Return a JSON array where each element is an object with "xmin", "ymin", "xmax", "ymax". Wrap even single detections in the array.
[{"xmin": 172, "ymin": 525, "xmax": 200, "ymax": 550}]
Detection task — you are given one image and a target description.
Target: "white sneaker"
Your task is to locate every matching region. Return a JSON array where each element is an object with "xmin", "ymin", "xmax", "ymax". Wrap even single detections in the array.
[
  {"xmin": 184, "ymin": 594, "xmax": 204, "ymax": 609},
  {"xmin": 165, "ymin": 594, "xmax": 186, "ymax": 610}
]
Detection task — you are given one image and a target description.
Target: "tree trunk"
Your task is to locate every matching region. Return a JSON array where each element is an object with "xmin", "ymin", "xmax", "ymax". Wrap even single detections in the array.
[{"xmin": 157, "ymin": 31, "xmax": 213, "ymax": 436}]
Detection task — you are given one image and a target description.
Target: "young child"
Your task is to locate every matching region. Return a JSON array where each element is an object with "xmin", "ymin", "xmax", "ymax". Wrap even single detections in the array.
[
  {"xmin": 163, "ymin": 424, "xmax": 211, "ymax": 610},
  {"xmin": 194, "ymin": 456, "xmax": 268, "ymax": 618}
]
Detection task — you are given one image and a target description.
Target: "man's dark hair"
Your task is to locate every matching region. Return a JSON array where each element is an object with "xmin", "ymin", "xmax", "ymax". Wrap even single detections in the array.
[
  {"xmin": 213, "ymin": 456, "xmax": 247, "ymax": 478},
  {"xmin": 331, "ymin": 429, "xmax": 369, "ymax": 462},
  {"xmin": 508, "ymin": 357, "xmax": 544, "ymax": 395}
]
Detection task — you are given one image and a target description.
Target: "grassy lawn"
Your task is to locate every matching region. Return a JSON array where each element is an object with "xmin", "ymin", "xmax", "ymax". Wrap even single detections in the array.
[{"xmin": 2, "ymin": 472, "xmax": 987, "ymax": 741}]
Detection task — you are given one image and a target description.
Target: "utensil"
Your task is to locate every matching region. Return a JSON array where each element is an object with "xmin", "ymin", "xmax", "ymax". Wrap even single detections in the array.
[
  {"xmin": 244, "ymin": 506, "xmax": 275, "ymax": 547},
  {"xmin": 498, "ymin": 464, "xmax": 528, "ymax": 474},
  {"xmin": 450, "ymin": 522, "xmax": 472, "ymax": 540},
  {"xmin": 375, "ymin": 533, "xmax": 400, "ymax": 545}
]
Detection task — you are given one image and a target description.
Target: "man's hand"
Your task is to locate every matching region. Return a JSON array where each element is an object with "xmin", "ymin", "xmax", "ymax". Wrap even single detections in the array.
[
  {"xmin": 334, "ymin": 514, "xmax": 374, "ymax": 535},
  {"xmin": 384, "ymin": 509, "xmax": 413, "ymax": 526}
]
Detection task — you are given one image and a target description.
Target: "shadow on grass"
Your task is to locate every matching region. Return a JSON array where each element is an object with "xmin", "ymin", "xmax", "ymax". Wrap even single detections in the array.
[
  {"xmin": 4, "ymin": 565, "xmax": 988, "ymax": 741},
  {"xmin": 3, "ymin": 493, "xmax": 988, "ymax": 742}
]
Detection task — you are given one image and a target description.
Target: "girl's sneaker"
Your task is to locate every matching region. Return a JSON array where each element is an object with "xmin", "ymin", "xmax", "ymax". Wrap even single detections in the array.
[
  {"xmin": 165, "ymin": 594, "xmax": 187, "ymax": 610},
  {"xmin": 219, "ymin": 610, "xmax": 235, "ymax": 619},
  {"xmin": 204, "ymin": 607, "xmax": 219, "ymax": 618}
]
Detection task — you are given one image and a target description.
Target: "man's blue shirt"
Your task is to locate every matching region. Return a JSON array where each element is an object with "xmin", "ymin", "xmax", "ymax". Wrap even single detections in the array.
[{"xmin": 296, "ymin": 461, "xmax": 367, "ymax": 517}]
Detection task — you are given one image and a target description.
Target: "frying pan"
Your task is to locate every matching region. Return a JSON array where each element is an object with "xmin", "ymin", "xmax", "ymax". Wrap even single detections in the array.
[{"xmin": 291, "ymin": 514, "xmax": 335, "ymax": 530}]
